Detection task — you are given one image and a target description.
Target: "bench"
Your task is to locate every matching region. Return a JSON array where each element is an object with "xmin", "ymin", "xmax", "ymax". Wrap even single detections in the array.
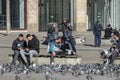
[
  {"xmin": 114, "ymin": 57, "xmax": 120, "ymax": 64},
  {"xmin": 100, "ymin": 56, "xmax": 120, "ymax": 64},
  {"xmin": 8, "ymin": 53, "xmax": 81, "ymax": 65}
]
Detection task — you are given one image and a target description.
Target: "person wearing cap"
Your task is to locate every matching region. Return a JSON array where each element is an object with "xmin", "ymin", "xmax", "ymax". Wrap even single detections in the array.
[
  {"xmin": 12, "ymin": 34, "xmax": 27, "ymax": 66},
  {"xmin": 109, "ymin": 32, "xmax": 120, "ymax": 63},
  {"xmin": 93, "ymin": 21, "xmax": 103, "ymax": 47},
  {"xmin": 20, "ymin": 34, "xmax": 39, "ymax": 66}
]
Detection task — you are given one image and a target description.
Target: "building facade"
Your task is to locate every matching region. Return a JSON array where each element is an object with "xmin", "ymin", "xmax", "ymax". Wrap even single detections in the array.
[{"xmin": 0, "ymin": 0, "xmax": 119, "ymax": 32}]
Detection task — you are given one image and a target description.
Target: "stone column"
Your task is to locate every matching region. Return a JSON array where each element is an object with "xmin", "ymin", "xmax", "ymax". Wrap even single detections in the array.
[
  {"xmin": 27, "ymin": 0, "xmax": 39, "ymax": 32},
  {"xmin": 6, "ymin": 0, "xmax": 10, "ymax": 35},
  {"xmin": 110, "ymin": 0, "xmax": 120, "ymax": 29},
  {"xmin": 75, "ymin": 0, "xmax": 87, "ymax": 32}
]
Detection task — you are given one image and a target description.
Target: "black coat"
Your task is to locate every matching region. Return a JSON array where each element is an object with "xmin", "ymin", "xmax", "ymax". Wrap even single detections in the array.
[
  {"xmin": 62, "ymin": 22, "xmax": 68, "ymax": 32},
  {"xmin": 28, "ymin": 37, "xmax": 40, "ymax": 53},
  {"xmin": 104, "ymin": 28, "xmax": 112, "ymax": 38},
  {"xmin": 12, "ymin": 38, "xmax": 27, "ymax": 51},
  {"xmin": 93, "ymin": 23, "xmax": 102, "ymax": 35}
]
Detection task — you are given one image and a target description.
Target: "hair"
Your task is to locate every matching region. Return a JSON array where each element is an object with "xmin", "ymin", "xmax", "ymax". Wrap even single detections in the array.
[
  {"xmin": 113, "ymin": 31, "xmax": 120, "ymax": 37},
  {"xmin": 26, "ymin": 34, "xmax": 32, "ymax": 38},
  {"xmin": 18, "ymin": 34, "xmax": 24, "ymax": 37},
  {"xmin": 56, "ymin": 36, "xmax": 62, "ymax": 40},
  {"xmin": 97, "ymin": 21, "xmax": 100, "ymax": 23},
  {"xmin": 108, "ymin": 24, "xmax": 111, "ymax": 27}
]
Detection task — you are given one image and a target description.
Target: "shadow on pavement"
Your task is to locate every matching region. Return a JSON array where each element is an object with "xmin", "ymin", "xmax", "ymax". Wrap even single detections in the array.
[{"xmin": 83, "ymin": 44, "xmax": 95, "ymax": 47}]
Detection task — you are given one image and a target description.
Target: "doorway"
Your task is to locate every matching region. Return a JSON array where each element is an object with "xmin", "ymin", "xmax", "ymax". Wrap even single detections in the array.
[
  {"xmin": 87, "ymin": 0, "xmax": 110, "ymax": 30},
  {"xmin": 39, "ymin": 0, "xmax": 74, "ymax": 31}
]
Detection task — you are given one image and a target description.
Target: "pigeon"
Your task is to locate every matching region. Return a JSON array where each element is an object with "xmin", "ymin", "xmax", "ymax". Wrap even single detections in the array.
[
  {"xmin": 15, "ymin": 75, "xmax": 21, "ymax": 80},
  {"xmin": 86, "ymin": 75, "xmax": 94, "ymax": 80},
  {"xmin": 45, "ymin": 71, "xmax": 53, "ymax": 80}
]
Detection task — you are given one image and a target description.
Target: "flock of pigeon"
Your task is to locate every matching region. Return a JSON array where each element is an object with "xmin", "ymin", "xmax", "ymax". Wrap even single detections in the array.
[{"xmin": 0, "ymin": 63, "xmax": 120, "ymax": 80}]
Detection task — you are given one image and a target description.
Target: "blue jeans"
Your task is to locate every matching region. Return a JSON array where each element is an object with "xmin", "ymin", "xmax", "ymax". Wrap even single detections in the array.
[
  {"xmin": 94, "ymin": 35, "xmax": 101, "ymax": 47},
  {"xmin": 20, "ymin": 50, "xmax": 38, "ymax": 64}
]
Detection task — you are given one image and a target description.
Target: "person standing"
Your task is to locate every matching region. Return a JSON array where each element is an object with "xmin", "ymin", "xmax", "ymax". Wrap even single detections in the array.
[
  {"xmin": 62, "ymin": 18, "xmax": 69, "ymax": 37},
  {"xmin": 12, "ymin": 34, "xmax": 27, "ymax": 66},
  {"xmin": 47, "ymin": 23, "xmax": 56, "ymax": 43},
  {"xmin": 93, "ymin": 21, "xmax": 103, "ymax": 47},
  {"xmin": 66, "ymin": 23, "xmax": 76, "ymax": 54}
]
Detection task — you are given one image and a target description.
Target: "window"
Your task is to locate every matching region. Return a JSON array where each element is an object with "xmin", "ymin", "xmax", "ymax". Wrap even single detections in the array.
[
  {"xmin": 0, "ymin": 0, "xmax": 6, "ymax": 30},
  {"xmin": 10, "ymin": 0, "xmax": 26, "ymax": 29}
]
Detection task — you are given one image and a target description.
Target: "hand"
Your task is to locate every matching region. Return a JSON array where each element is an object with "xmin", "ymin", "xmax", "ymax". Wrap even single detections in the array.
[
  {"xmin": 52, "ymin": 52, "xmax": 56, "ymax": 56},
  {"xmin": 26, "ymin": 48, "xmax": 29, "ymax": 51},
  {"xmin": 113, "ymin": 44, "xmax": 116, "ymax": 48},
  {"xmin": 18, "ymin": 48, "xmax": 23, "ymax": 50}
]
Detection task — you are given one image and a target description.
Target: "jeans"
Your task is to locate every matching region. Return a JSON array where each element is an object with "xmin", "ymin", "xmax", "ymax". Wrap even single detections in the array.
[
  {"xmin": 48, "ymin": 41, "xmax": 55, "ymax": 64},
  {"xmin": 68, "ymin": 37, "xmax": 76, "ymax": 53},
  {"xmin": 109, "ymin": 49, "xmax": 119, "ymax": 64},
  {"xmin": 94, "ymin": 35, "xmax": 101, "ymax": 46},
  {"xmin": 20, "ymin": 50, "xmax": 38, "ymax": 64},
  {"xmin": 12, "ymin": 50, "xmax": 22, "ymax": 65}
]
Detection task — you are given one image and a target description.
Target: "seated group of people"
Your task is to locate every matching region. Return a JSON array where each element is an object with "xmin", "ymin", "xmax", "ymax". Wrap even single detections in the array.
[
  {"xmin": 101, "ymin": 31, "xmax": 120, "ymax": 65},
  {"xmin": 46, "ymin": 19, "xmax": 76, "ymax": 65},
  {"xmin": 47, "ymin": 36, "xmax": 76, "ymax": 64},
  {"xmin": 12, "ymin": 34, "xmax": 39, "ymax": 66}
]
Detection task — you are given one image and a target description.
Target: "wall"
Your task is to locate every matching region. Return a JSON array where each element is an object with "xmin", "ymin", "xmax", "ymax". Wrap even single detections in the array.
[
  {"xmin": 27, "ymin": 0, "xmax": 39, "ymax": 32},
  {"xmin": 75, "ymin": 0, "xmax": 87, "ymax": 32}
]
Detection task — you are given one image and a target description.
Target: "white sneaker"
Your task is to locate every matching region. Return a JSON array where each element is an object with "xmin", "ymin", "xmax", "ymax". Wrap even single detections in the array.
[{"xmin": 51, "ymin": 62, "xmax": 55, "ymax": 65}]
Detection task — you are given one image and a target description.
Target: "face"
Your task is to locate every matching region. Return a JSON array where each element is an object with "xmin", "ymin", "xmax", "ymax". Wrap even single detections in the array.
[
  {"xmin": 52, "ymin": 24, "xmax": 56, "ymax": 27},
  {"xmin": 113, "ymin": 35, "xmax": 119, "ymax": 40},
  {"xmin": 68, "ymin": 23, "xmax": 71, "ymax": 27},
  {"xmin": 18, "ymin": 36, "xmax": 24, "ymax": 41},
  {"xmin": 56, "ymin": 38, "xmax": 62, "ymax": 43},
  {"xmin": 63, "ymin": 19, "xmax": 67, "ymax": 22},
  {"xmin": 27, "ymin": 36, "xmax": 32, "ymax": 41}
]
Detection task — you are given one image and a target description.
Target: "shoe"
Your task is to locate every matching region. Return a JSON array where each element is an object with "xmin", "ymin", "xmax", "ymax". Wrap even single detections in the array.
[{"xmin": 51, "ymin": 62, "xmax": 55, "ymax": 65}]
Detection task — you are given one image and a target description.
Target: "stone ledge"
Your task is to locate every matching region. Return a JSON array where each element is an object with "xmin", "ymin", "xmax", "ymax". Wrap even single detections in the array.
[
  {"xmin": 114, "ymin": 57, "xmax": 120, "ymax": 64},
  {"xmin": 9, "ymin": 55, "xmax": 82, "ymax": 65}
]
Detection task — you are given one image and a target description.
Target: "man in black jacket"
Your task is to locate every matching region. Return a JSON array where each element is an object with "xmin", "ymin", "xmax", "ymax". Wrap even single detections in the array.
[
  {"xmin": 20, "ymin": 34, "xmax": 39, "ymax": 65},
  {"xmin": 62, "ymin": 18, "xmax": 69, "ymax": 37},
  {"xmin": 12, "ymin": 34, "xmax": 27, "ymax": 65},
  {"xmin": 93, "ymin": 21, "xmax": 102, "ymax": 47}
]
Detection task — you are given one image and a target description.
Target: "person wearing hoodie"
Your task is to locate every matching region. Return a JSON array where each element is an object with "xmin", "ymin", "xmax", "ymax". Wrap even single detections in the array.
[{"xmin": 12, "ymin": 34, "xmax": 27, "ymax": 66}]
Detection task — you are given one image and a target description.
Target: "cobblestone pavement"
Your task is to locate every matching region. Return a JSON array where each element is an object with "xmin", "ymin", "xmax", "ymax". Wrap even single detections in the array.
[{"xmin": 0, "ymin": 72, "xmax": 119, "ymax": 80}]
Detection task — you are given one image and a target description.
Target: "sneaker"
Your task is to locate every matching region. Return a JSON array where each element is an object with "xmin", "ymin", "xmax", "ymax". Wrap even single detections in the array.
[{"xmin": 51, "ymin": 62, "xmax": 55, "ymax": 65}]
